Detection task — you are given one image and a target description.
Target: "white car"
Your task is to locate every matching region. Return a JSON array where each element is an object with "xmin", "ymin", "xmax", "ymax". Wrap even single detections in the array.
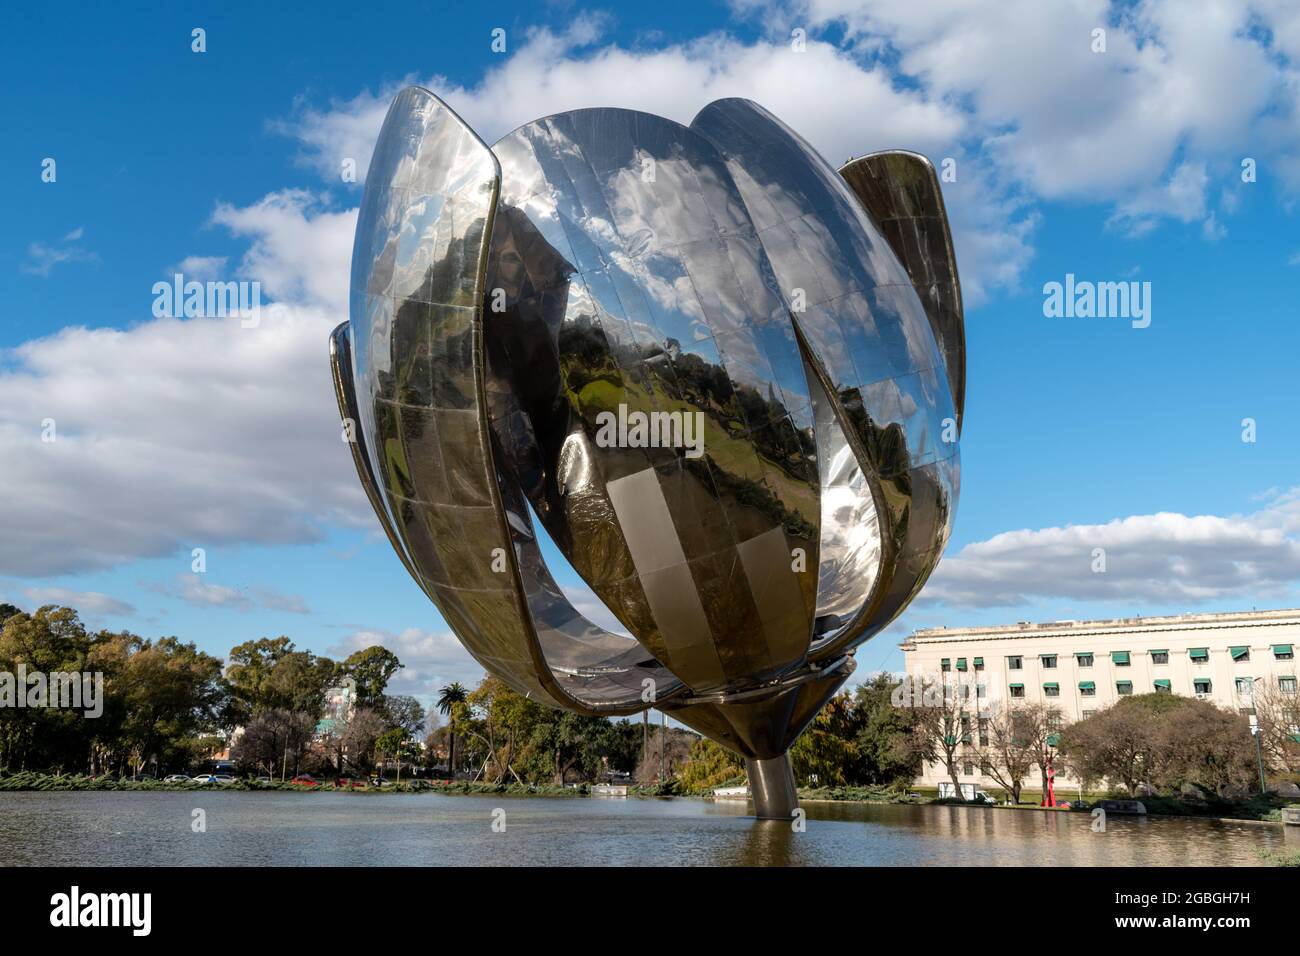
[
  {"xmin": 163, "ymin": 774, "xmax": 191, "ymax": 784},
  {"xmin": 192, "ymin": 774, "xmax": 236, "ymax": 784}
]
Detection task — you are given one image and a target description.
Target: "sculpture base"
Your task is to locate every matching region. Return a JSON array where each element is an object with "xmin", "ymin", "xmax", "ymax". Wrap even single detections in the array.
[{"xmin": 746, "ymin": 754, "xmax": 798, "ymax": 820}]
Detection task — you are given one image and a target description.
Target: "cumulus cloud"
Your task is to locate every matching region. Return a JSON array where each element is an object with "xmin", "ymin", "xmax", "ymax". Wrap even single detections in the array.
[
  {"xmin": 327, "ymin": 627, "xmax": 483, "ymax": 700},
  {"xmin": 0, "ymin": 190, "xmax": 367, "ymax": 576},
  {"xmin": 921, "ymin": 488, "xmax": 1300, "ymax": 608},
  {"xmin": 735, "ymin": 0, "xmax": 1300, "ymax": 227}
]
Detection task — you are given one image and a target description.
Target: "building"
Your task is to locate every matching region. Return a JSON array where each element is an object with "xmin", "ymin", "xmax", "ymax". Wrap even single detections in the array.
[
  {"xmin": 315, "ymin": 678, "xmax": 357, "ymax": 737},
  {"xmin": 901, "ymin": 608, "xmax": 1299, "ymax": 794}
]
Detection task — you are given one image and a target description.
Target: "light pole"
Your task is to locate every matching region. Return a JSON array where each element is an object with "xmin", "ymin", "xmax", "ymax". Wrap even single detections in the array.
[{"xmin": 1249, "ymin": 678, "xmax": 1268, "ymax": 795}]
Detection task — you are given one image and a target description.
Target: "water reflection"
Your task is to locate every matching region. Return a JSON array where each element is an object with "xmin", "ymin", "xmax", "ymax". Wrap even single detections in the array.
[{"xmin": 0, "ymin": 793, "xmax": 1289, "ymax": 867}]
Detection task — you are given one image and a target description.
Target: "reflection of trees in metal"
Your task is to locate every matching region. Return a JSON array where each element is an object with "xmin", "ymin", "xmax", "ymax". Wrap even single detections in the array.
[{"xmin": 330, "ymin": 87, "xmax": 965, "ymax": 803}]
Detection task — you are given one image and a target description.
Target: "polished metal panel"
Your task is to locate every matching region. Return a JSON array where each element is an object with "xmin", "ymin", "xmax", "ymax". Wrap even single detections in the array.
[
  {"xmin": 839, "ymin": 150, "xmax": 965, "ymax": 430},
  {"xmin": 333, "ymin": 87, "xmax": 964, "ymax": 793}
]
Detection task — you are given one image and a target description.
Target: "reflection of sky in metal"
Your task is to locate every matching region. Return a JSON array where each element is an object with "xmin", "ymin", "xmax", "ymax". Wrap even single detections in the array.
[{"xmin": 334, "ymin": 87, "xmax": 963, "ymax": 757}]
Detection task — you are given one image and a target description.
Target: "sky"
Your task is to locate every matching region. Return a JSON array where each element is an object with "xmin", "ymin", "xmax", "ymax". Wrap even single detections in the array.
[{"xmin": 2, "ymin": 0, "xmax": 1299, "ymax": 706}]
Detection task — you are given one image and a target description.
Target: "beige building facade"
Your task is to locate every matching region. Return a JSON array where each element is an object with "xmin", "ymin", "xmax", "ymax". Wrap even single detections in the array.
[{"xmin": 900, "ymin": 608, "xmax": 1299, "ymax": 794}]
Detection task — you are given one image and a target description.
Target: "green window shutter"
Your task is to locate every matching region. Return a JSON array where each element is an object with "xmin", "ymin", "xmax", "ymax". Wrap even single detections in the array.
[
  {"xmin": 1230, "ymin": 646, "xmax": 1249, "ymax": 661},
  {"xmin": 1078, "ymin": 681, "xmax": 1095, "ymax": 690},
  {"xmin": 1045, "ymin": 733, "xmax": 1061, "ymax": 747},
  {"xmin": 1116, "ymin": 681, "xmax": 1133, "ymax": 693},
  {"xmin": 1111, "ymin": 651, "xmax": 1130, "ymax": 664},
  {"xmin": 1273, "ymin": 644, "xmax": 1294, "ymax": 657},
  {"xmin": 956, "ymin": 658, "xmax": 967, "ymax": 671},
  {"xmin": 1154, "ymin": 679, "xmax": 1171, "ymax": 690},
  {"xmin": 973, "ymin": 657, "xmax": 984, "ymax": 668},
  {"xmin": 1040, "ymin": 653, "xmax": 1056, "ymax": 661},
  {"xmin": 1074, "ymin": 651, "xmax": 1091, "ymax": 658},
  {"xmin": 1043, "ymin": 682, "xmax": 1059, "ymax": 689},
  {"xmin": 1009, "ymin": 683, "xmax": 1024, "ymax": 689},
  {"xmin": 1193, "ymin": 679, "xmax": 1212, "ymax": 692},
  {"xmin": 1189, "ymin": 647, "xmax": 1209, "ymax": 661},
  {"xmin": 1149, "ymin": 649, "xmax": 1167, "ymax": 654}
]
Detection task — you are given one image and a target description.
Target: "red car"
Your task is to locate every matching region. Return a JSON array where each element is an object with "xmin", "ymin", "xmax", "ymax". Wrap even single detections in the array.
[{"xmin": 289, "ymin": 774, "xmax": 319, "ymax": 787}]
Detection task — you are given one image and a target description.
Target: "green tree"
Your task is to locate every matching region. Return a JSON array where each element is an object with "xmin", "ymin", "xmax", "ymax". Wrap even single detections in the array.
[
  {"xmin": 678, "ymin": 737, "xmax": 745, "ymax": 792},
  {"xmin": 436, "ymin": 682, "xmax": 469, "ymax": 775},
  {"xmin": 852, "ymin": 674, "xmax": 922, "ymax": 785},
  {"xmin": 225, "ymin": 637, "xmax": 336, "ymax": 719},
  {"xmin": 342, "ymin": 646, "xmax": 403, "ymax": 705}
]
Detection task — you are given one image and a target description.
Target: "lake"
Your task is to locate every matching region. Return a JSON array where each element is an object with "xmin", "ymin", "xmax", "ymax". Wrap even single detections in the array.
[{"xmin": 0, "ymin": 791, "xmax": 1292, "ymax": 866}]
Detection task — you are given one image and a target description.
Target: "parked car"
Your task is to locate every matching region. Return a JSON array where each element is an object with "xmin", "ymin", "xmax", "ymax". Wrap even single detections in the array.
[
  {"xmin": 191, "ymin": 774, "xmax": 219, "ymax": 784},
  {"xmin": 163, "ymin": 774, "xmax": 191, "ymax": 784},
  {"xmin": 212, "ymin": 774, "xmax": 237, "ymax": 785},
  {"xmin": 289, "ymin": 774, "xmax": 319, "ymax": 787}
]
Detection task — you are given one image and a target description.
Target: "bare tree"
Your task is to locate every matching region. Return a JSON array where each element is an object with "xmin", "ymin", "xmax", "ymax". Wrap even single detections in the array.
[
  {"xmin": 899, "ymin": 674, "xmax": 977, "ymax": 799},
  {"xmin": 231, "ymin": 709, "xmax": 316, "ymax": 780},
  {"xmin": 974, "ymin": 702, "xmax": 1060, "ymax": 804},
  {"xmin": 1253, "ymin": 680, "xmax": 1300, "ymax": 775}
]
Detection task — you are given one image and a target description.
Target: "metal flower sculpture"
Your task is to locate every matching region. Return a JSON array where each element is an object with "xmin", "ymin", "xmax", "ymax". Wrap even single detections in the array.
[{"xmin": 330, "ymin": 87, "xmax": 964, "ymax": 818}]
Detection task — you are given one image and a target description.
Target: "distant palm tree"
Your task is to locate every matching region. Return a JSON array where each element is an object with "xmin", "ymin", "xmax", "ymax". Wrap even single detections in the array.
[{"xmin": 437, "ymin": 682, "xmax": 468, "ymax": 777}]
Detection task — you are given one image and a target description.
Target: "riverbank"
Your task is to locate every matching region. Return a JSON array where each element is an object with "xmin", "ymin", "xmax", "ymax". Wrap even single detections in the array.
[{"xmin": 2, "ymin": 772, "xmax": 1294, "ymax": 825}]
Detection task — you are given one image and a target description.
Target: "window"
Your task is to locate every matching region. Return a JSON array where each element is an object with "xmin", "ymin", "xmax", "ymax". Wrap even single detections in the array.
[
  {"xmin": 1112, "ymin": 651, "xmax": 1130, "ymax": 666},
  {"xmin": 1082, "ymin": 710, "xmax": 1096, "ymax": 720},
  {"xmin": 979, "ymin": 757, "xmax": 992, "ymax": 774},
  {"xmin": 960, "ymin": 716, "xmax": 971, "ymax": 743},
  {"xmin": 1116, "ymin": 681, "xmax": 1133, "ymax": 696},
  {"xmin": 1280, "ymin": 676, "xmax": 1297, "ymax": 693},
  {"xmin": 1079, "ymin": 681, "xmax": 1096, "ymax": 697},
  {"xmin": 1193, "ymin": 678, "xmax": 1212, "ymax": 694},
  {"xmin": 1235, "ymin": 677, "xmax": 1254, "ymax": 694},
  {"xmin": 1154, "ymin": 679, "xmax": 1172, "ymax": 694},
  {"xmin": 940, "ymin": 658, "xmax": 951, "ymax": 672},
  {"xmin": 1047, "ymin": 714, "xmax": 1063, "ymax": 733},
  {"xmin": 1043, "ymin": 682, "xmax": 1060, "ymax": 697},
  {"xmin": 1076, "ymin": 652, "xmax": 1093, "ymax": 667},
  {"xmin": 1040, "ymin": 654, "xmax": 1057, "ymax": 668},
  {"xmin": 1008, "ymin": 656, "xmax": 1023, "ymax": 670},
  {"xmin": 1150, "ymin": 649, "xmax": 1169, "ymax": 665},
  {"xmin": 1230, "ymin": 646, "xmax": 1250, "ymax": 663},
  {"xmin": 963, "ymin": 761, "xmax": 975, "ymax": 776},
  {"xmin": 1009, "ymin": 683, "xmax": 1025, "ymax": 698},
  {"xmin": 1189, "ymin": 647, "xmax": 1209, "ymax": 663},
  {"xmin": 956, "ymin": 658, "xmax": 968, "ymax": 672},
  {"xmin": 978, "ymin": 717, "xmax": 990, "ymax": 746},
  {"xmin": 973, "ymin": 657, "xmax": 985, "ymax": 671},
  {"xmin": 976, "ymin": 683, "xmax": 986, "ymax": 699},
  {"xmin": 1274, "ymin": 645, "xmax": 1294, "ymax": 661}
]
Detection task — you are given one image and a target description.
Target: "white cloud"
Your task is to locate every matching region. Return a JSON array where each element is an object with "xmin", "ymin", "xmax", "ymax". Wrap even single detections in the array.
[
  {"xmin": 22, "ymin": 226, "xmax": 98, "ymax": 277},
  {"xmin": 0, "ymin": 190, "xmax": 367, "ymax": 577},
  {"xmin": 169, "ymin": 255, "xmax": 228, "ymax": 281},
  {"xmin": 145, "ymin": 574, "xmax": 310, "ymax": 614},
  {"xmin": 921, "ymin": 488, "xmax": 1300, "ymax": 608},
  {"xmin": 17, "ymin": 587, "xmax": 134, "ymax": 617}
]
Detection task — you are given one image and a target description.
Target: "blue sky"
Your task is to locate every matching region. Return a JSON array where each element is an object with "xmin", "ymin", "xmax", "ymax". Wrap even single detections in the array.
[{"xmin": 3, "ymin": 0, "xmax": 1299, "ymax": 703}]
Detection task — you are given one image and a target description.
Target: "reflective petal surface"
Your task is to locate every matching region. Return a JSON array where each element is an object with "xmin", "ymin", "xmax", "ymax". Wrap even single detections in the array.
[{"xmin": 333, "ymin": 87, "xmax": 964, "ymax": 761}]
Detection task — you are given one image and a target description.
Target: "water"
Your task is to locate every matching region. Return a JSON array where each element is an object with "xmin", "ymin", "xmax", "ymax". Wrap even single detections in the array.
[{"xmin": 0, "ymin": 791, "xmax": 1292, "ymax": 866}]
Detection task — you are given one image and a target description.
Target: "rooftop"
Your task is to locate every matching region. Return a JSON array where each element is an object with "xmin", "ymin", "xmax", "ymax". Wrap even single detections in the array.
[{"xmin": 904, "ymin": 607, "xmax": 1300, "ymax": 647}]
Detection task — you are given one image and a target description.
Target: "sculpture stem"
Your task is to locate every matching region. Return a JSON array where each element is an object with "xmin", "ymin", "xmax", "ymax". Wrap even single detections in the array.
[{"xmin": 746, "ymin": 754, "xmax": 798, "ymax": 820}]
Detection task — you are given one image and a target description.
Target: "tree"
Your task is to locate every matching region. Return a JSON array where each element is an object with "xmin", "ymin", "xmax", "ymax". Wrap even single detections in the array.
[
  {"xmin": 342, "ymin": 646, "xmax": 403, "ymax": 706},
  {"xmin": 1253, "ymin": 679, "xmax": 1300, "ymax": 776},
  {"xmin": 899, "ymin": 674, "xmax": 976, "ymax": 799},
  {"xmin": 381, "ymin": 695, "xmax": 426, "ymax": 738},
  {"xmin": 231, "ymin": 709, "xmax": 316, "ymax": 779},
  {"xmin": 340, "ymin": 707, "xmax": 388, "ymax": 774},
  {"xmin": 436, "ymin": 682, "xmax": 469, "ymax": 776},
  {"xmin": 852, "ymin": 674, "xmax": 923, "ymax": 786},
  {"xmin": 791, "ymin": 694, "xmax": 859, "ymax": 787},
  {"xmin": 225, "ymin": 637, "xmax": 336, "ymax": 720},
  {"xmin": 678, "ymin": 737, "xmax": 745, "ymax": 792},
  {"xmin": 974, "ymin": 703, "xmax": 1060, "ymax": 804}
]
